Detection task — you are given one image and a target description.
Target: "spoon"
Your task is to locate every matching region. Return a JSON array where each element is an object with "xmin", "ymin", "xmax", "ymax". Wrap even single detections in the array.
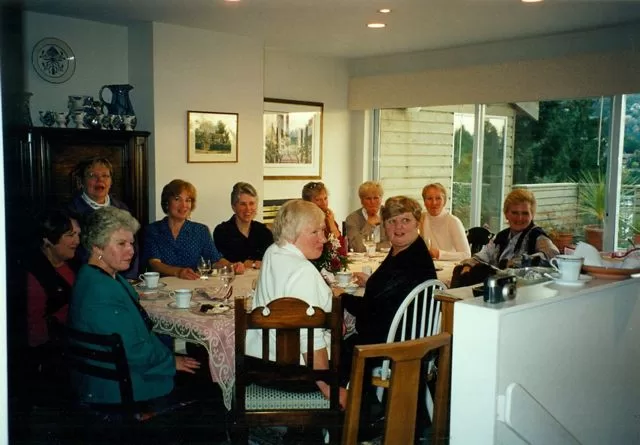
[{"xmin": 474, "ymin": 258, "xmax": 502, "ymax": 272}]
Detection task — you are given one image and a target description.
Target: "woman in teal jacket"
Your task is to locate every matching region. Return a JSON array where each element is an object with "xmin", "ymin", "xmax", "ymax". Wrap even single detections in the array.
[{"xmin": 68, "ymin": 207, "xmax": 200, "ymax": 405}]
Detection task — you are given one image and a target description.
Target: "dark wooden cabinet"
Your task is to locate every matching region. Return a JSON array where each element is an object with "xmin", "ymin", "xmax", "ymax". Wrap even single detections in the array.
[{"xmin": 15, "ymin": 127, "xmax": 150, "ymax": 226}]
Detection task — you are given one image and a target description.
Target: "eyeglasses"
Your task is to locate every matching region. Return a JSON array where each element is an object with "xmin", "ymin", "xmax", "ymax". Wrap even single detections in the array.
[{"xmin": 86, "ymin": 172, "xmax": 112, "ymax": 181}]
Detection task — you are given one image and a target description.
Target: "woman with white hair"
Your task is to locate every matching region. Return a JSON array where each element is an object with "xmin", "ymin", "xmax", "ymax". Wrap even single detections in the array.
[
  {"xmin": 245, "ymin": 199, "xmax": 347, "ymax": 409},
  {"xmin": 345, "ymin": 181, "xmax": 389, "ymax": 252}
]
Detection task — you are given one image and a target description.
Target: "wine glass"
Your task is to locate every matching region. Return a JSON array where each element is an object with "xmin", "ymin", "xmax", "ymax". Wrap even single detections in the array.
[
  {"xmin": 219, "ymin": 264, "xmax": 236, "ymax": 291},
  {"xmin": 363, "ymin": 233, "xmax": 376, "ymax": 257},
  {"xmin": 197, "ymin": 257, "xmax": 211, "ymax": 279}
]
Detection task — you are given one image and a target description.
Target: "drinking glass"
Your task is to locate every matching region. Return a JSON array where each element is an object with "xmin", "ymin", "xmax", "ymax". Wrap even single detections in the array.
[
  {"xmin": 197, "ymin": 257, "xmax": 211, "ymax": 279},
  {"xmin": 219, "ymin": 264, "xmax": 235, "ymax": 289},
  {"xmin": 363, "ymin": 233, "xmax": 376, "ymax": 257}
]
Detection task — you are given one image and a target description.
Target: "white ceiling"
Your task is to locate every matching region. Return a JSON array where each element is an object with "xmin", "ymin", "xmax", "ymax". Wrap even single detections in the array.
[{"xmin": 13, "ymin": 0, "xmax": 640, "ymax": 58}]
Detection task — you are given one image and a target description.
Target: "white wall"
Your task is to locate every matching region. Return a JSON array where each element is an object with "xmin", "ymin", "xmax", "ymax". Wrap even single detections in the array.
[
  {"xmin": 263, "ymin": 50, "xmax": 352, "ymax": 223},
  {"xmin": 24, "ymin": 12, "xmax": 129, "ymax": 124},
  {"xmin": 22, "ymin": 12, "xmax": 357, "ymax": 229},
  {"xmin": 151, "ymin": 22, "xmax": 264, "ymax": 229},
  {"xmin": 348, "ymin": 23, "xmax": 640, "ymax": 109},
  {"xmin": 450, "ymin": 280, "xmax": 640, "ymax": 444}
]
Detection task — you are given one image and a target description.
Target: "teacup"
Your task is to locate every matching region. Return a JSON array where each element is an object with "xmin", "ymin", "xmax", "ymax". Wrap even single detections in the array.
[
  {"xmin": 139, "ymin": 271, "xmax": 160, "ymax": 289},
  {"xmin": 335, "ymin": 271, "xmax": 353, "ymax": 286},
  {"xmin": 171, "ymin": 289, "xmax": 192, "ymax": 308},
  {"xmin": 550, "ymin": 254, "xmax": 584, "ymax": 282}
]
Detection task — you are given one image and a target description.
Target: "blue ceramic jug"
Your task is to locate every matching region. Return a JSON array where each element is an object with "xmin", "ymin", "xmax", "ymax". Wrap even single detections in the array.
[{"xmin": 99, "ymin": 84, "xmax": 134, "ymax": 116}]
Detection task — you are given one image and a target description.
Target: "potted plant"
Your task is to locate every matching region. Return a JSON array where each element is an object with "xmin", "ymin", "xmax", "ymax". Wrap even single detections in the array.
[
  {"xmin": 575, "ymin": 170, "xmax": 605, "ymax": 251},
  {"xmin": 537, "ymin": 211, "xmax": 576, "ymax": 252}
]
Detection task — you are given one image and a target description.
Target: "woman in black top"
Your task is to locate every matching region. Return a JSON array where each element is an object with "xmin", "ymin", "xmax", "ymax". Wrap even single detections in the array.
[{"xmin": 213, "ymin": 182, "xmax": 273, "ymax": 269}]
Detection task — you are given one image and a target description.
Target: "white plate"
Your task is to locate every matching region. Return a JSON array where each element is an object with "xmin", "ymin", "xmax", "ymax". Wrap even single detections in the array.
[
  {"xmin": 135, "ymin": 282, "xmax": 168, "ymax": 294},
  {"xmin": 348, "ymin": 252, "xmax": 366, "ymax": 259},
  {"xmin": 549, "ymin": 273, "xmax": 592, "ymax": 287},
  {"xmin": 167, "ymin": 301, "xmax": 198, "ymax": 309},
  {"xmin": 191, "ymin": 303, "xmax": 231, "ymax": 316}
]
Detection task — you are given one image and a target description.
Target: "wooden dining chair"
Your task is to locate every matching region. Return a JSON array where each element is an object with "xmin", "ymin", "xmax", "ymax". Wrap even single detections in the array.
[
  {"xmin": 342, "ymin": 333, "xmax": 452, "ymax": 445},
  {"xmin": 375, "ymin": 278, "xmax": 447, "ymax": 420},
  {"xmin": 233, "ymin": 296, "xmax": 343, "ymax": 444},
  {"xmin": 62, "ymin": 326, "xmax": 157, "ymax": 443}
]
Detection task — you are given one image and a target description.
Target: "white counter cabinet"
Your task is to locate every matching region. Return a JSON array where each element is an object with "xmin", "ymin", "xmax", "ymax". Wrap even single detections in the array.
[{"xmin": 448, "ymin": 278, "xmax": 640, "ymax": 445}]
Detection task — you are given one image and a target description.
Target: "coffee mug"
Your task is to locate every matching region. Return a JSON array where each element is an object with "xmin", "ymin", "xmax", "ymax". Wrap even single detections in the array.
[
  {"xmin": 550, "ymin": 254, "xmax": 584, "ymax": 281},
  {"xmin": 139, "ymin": 271, "xmax": 160, "ymax": 289},
  {"xmin": 335, "ymin": 271, "xmax": 353, "ymax": 286},
  {"xmin": 170, "ymin": 289, "xmax": 192, "ymax": 308}
]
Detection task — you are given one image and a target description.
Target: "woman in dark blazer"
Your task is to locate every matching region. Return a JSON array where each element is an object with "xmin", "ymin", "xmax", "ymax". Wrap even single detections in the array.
[{"xmin": 69, "ymin": 207, "xmax": 200, "ymax": 405}]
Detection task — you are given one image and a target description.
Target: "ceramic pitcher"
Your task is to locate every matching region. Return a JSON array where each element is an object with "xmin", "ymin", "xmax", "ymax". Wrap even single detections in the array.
[{"xmin": 99, "ymin": 84, "xmax": 135, "ymax": 116}]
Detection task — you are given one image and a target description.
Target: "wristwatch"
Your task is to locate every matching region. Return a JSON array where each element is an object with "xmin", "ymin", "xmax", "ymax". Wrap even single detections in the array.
[{"xmin": 251, "ymin": 261, "xmax": 257, "ymax": 269}]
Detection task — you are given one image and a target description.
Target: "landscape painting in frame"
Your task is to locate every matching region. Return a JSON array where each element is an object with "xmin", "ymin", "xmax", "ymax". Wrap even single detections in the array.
[
  {"xmin": 263, "ymin": 98, "xmax": 323, "ymax": 179},
  {"xmin": 188, "ymin": 111, "xmax": 238, "ymax": 163}
]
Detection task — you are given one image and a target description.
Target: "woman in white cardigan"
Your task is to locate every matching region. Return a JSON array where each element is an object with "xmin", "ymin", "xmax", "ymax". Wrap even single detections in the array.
[{"xmin": 420, "ymin": 183, "xmax": 471, "ymax": 261}]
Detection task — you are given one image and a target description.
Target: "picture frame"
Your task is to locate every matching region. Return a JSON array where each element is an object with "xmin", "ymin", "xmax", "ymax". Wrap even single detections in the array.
[
  {"xmin": 263, "ymin": 98, "xmax": 323, "ymax": 179},
  {"xmin": 187, "ymin": 110, "xmax": 238, "ymax": 163}
]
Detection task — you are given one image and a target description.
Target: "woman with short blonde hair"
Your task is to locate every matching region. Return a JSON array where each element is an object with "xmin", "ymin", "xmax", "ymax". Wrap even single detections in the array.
[
  {"xmin": 454, "ymin": 188, "xmax": 558, "ymax": 287},
  {"xmin": 247, "ymin": 199, "xmax": 347, "ymax": 409},
  {"xmin": 420, "ymin": 183, "xmax": 471, "ymax": 261},
  {"xmin": 342, "ymin": 195, "xmax": 437, "ymax": 425}
]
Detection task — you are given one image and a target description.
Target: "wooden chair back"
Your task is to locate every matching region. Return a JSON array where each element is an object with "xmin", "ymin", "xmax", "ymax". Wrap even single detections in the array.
[
  {"xmin": 343, "ymin": 333, "xmax": 452, "ymax": 445},
  {"xmin": 63, "ymin": 326, "xmax": 135, "ymax": 416},
  {"xmin": 234, "ymin": 296, "xmax": 343, "ymax": 443}
]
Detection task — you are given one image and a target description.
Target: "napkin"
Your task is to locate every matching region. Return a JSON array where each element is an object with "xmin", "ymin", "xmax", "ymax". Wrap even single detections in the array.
[{"xmin": 573, "ymin": 242, "xmax": 603, "ymax": 267}]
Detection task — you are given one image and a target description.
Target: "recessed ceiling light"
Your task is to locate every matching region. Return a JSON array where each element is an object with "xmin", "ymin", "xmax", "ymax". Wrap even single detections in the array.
[
  {"xmin": 224, "ymin": 0, "xmax": 241, "ymax": 2},
  {"xmin": 378, "ymin": 8, "xmax": 391, "ymax": 14},
  {"xmin": 521, "ymin": 0, "xmax": 543, "ymax": 3},
  {"xmin": 367, "ymin": 23, "xmax": 386, "ymax": 29}
]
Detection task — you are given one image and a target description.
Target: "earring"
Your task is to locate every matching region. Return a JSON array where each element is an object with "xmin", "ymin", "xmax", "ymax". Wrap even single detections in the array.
[{"xmin": 98, "ymin": 254, "xmax": 103, "ymax": 261}]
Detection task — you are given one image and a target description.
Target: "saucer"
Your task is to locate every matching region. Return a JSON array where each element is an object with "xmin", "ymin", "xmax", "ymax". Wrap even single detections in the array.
[
  {"xmin": 167, "ymin": 301, "xmax": 198, "ymax": 309},
  {"xmin": 136, "ymin": 282, "xmax": 167, "ymax": 294},
  {"xmin": 338, "ymin": 283, "xmax": 359, "ymax": 294},
  {"xmin": 549, "ymin": 273, "xmax": 592, "ymax": 287}
]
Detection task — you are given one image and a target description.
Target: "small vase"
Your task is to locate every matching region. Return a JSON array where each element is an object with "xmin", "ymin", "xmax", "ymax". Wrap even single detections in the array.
[
  {"xmin": 123, "ymin": 115, "xmax": 137, "ymax": 131},
  {"xmin": 39, "ymin": 110, "xmax": 55, "ymax": 127},
  {"xmin": 72, "ymin": 111, "xmax": 87, "ymax": 129},
  {"xmin": 55, "ymin": 112, "xmax": 68, "ymax": 128}
]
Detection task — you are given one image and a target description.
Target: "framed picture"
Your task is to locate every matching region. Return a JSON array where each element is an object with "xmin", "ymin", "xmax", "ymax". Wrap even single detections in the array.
[
  {"xmin": 263, "ymin": 98, "xmax": 323, "ymax": 179},
  {"xmin": 187, "ymin": 111, "xmax": 238, "ymax": 163}
]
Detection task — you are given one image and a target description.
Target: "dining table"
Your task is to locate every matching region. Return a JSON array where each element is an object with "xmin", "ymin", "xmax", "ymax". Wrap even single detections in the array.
[
  {"xmin": 138, "ymin": 253, "xmax": 458, "ymax": 410},
  {"xmin": 138, "ymin": 270, "xmax": 258, "ymax": 410}
]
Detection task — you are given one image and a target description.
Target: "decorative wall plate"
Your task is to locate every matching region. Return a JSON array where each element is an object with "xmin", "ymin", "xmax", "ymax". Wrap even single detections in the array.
[{"xmin": 31, "ymin": 37, "xmax": 76, "ymax": 84}]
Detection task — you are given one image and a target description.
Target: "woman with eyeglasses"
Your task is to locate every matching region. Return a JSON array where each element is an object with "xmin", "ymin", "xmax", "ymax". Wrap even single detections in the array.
[
  {"xmin": 143, "ymin": 179, "xmax": 244, "ymax": 280},
  {"xmin": 341, "ymin": 196, "xmax": 437, "ymax": 436},
  {"xmin": 68, "ymin": 157, "xmax": 139, "ymax": 278},
  {"xmin": 302, "ymin": 181, "xmax": 341, "ymax": 238}
]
